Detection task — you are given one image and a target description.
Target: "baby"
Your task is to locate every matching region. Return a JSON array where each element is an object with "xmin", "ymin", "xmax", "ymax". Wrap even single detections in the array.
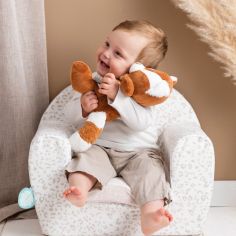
[{"xmin": 63, "ymin": 20, "xmax": 173, "ymax": 235}]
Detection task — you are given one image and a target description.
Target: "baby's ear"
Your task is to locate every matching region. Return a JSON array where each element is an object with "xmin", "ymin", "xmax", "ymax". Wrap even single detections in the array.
[{"xmin": 120, "ymin": 74, "xmax": 134, "ymax": 96}]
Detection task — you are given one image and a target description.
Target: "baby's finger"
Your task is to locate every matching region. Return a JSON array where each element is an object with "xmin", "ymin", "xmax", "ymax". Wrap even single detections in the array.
[
  {"xmin": 101, "ymin": 77, "xmax": 111, "ymax": 84},
  {"xmin": 98, "ymin": 88, "xmax": 107, "ymax": 95},
  {"xmin": 105, "ymin": 73, "xmax": 115, "ymax": 79},
  {"xmin": 102, "ymin": 74, "xmax": 115, "ymax": 84},
  {"xmin": 90, "ymin": 103, "xmax": 98, "ymax": 110},
  {"xmin": 84, "ymin": 91, "xmax": 96, "ymax": 97},
  {"xmin": 98, "ymin": 83, "xmax": 109, "ymax": 90},
  {"xmin": 87, "ymin": 94, "xmax": 98, "ymax": 100},
  {"xmin": 89, "ymin": 98, "xmax": 98, "ymax": 104}
]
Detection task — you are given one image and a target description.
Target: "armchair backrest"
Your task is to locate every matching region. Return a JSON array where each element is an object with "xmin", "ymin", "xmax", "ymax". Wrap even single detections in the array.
[{"xmin": 39, "ymin": 85, "xmax": 200, "ymax": 135}]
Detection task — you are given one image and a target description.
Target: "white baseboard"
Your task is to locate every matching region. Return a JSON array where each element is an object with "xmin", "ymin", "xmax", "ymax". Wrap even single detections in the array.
[{"xmin": 211, "ymin": 181, "xmax": 236, "ymax": 206}]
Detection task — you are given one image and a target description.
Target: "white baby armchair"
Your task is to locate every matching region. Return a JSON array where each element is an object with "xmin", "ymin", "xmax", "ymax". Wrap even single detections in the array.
[{"xmin": 29, "ymin": 85, "xmax": 214, "ymax": 236}]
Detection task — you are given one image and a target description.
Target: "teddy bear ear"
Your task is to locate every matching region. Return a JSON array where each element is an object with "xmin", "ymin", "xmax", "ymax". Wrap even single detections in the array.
[
  {"xmin": 71, "ymin": 61, "xmax": 95, "ymax": 93},
  {"xmin": 120, "ymin": 74, "xmax": 134, "ymax": 96}
]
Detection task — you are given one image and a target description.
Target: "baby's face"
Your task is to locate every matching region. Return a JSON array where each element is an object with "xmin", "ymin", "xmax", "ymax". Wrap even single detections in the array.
[{"xmin": 96, "ymin": 30, "xmax": 148, "ymax": 78}]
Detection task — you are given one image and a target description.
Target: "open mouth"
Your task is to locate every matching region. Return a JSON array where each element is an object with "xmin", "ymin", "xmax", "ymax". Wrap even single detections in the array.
[{"xmin": 100, "ymin": 60, "xmax": 110, "ymax": 70}]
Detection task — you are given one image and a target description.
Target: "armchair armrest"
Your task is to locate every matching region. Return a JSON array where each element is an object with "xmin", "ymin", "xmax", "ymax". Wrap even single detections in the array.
[
  {"xmin": 158, "ymin": 122, "xmax": 215, "ymax": 234},
  {"xmin": 28, "ymin": 122, "xmax": 72, "ymax": 214},
  {"xmin": 159, "ymin": 122, "xmax": 215, "ymax": 181}
]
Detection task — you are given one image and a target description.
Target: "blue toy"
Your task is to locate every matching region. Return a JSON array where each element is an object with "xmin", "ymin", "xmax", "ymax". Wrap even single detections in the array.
[{"xmin": 18, "ymin": 187, "xmax": 35, "ymax": 209}]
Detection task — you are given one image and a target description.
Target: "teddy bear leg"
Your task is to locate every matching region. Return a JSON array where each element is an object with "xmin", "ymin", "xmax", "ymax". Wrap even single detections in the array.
[{"xmin": 69, "ymin": 112, "xmax": 107, "ymax": 152}]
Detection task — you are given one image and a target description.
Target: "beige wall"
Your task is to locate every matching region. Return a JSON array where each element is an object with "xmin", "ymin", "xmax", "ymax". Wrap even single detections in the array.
[{"xmin": 45, "ymin": 0, "xmax": 236, "ymax": 180}]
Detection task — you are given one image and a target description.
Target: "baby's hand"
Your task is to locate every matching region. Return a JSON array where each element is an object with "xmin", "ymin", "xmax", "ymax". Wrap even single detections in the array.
[
  {"xmin": 81, "ymin": 91, "xmax": 98, "ymax": 117},
  {"xmin": 98, "ymin": 73, "xmax": 120, "ymax": 101}
]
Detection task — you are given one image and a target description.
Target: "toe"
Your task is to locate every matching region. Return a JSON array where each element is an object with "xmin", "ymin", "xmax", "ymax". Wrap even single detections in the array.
[
  {"xmin": 63, "ymin": 189, "xmax": 68, "ymax": 195},
  {"xmin": 159, "ymin": 208, "xmax": 166, "ymax": 215},
  {"xmin": 165, "ymin": 211, "xmax": 173, "ymax": 222},
  {"xmin": 168, "ymin": 214, "xmax": 173, "ymax": 222},
  {"xmin": 63, "ymin": 188, "xmax": 72, "ymax": 196}
]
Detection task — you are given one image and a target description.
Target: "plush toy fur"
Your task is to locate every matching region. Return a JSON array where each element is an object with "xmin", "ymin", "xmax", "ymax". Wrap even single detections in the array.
[{"xmin": 69, "ymin": 61, "xmax": 177, "ymax": 152}]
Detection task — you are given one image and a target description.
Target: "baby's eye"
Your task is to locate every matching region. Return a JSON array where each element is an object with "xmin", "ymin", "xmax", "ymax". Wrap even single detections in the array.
[{"xmin": 115, "ymin": 51, "xmax": 122, "ymax": 57}]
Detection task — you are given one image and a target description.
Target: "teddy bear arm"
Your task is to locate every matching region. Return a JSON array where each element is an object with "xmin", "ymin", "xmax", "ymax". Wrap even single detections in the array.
[
  {"xmin": 120, "ymin": 74, "xmax": 134, "ymax": 96},
  {"xmin": 94, "ymin": 101, "xmax": 120, "ymax": 122}
]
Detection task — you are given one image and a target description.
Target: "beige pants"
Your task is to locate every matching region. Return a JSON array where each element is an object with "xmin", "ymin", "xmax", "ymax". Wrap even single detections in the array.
[{"xmin": 65, "ymin": 145, "xmax": 171, "ymax": 206}]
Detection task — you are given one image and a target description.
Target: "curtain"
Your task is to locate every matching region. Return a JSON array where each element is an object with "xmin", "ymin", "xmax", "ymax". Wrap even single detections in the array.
[{"xmin": 0, "ymin": 0, "xmax": 48, "ymax": 221}]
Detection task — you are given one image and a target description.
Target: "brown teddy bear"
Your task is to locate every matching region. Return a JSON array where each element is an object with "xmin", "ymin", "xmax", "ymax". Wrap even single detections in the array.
[{"xmin": 69, "ymin": 61, "xmax": 177, "ymax": 152}]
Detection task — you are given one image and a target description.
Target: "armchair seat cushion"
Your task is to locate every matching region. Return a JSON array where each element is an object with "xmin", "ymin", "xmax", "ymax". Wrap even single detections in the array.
[{"xmin": 87, "ymin": 177, "xmax": 136, "ymax": 206}]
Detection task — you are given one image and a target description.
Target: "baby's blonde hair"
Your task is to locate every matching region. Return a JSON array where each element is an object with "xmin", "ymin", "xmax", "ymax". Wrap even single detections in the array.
[{"xmin": 113, "ymin": 20, "xmax": 168, "ymax": 68}]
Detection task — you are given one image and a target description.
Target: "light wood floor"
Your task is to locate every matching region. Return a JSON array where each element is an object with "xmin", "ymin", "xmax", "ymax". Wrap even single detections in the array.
[{"xmin": 1, "ymin": 207, "xmax": 236, "ymax": 236}]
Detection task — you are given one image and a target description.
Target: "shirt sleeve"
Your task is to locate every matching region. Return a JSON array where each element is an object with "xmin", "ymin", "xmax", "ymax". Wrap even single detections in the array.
[{"xmin": 108, "ymin": 89, "xmax": 154, "ymax": 131}]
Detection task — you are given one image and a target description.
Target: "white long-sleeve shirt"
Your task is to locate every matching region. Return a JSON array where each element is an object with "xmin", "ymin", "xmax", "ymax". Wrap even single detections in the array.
[{"xmin": 64, "ymin": 88, "xmax": 161, "ymax": 151}]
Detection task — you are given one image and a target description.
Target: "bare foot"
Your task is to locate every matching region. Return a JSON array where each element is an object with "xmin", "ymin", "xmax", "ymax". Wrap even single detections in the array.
[
  {"xmin": 141, "ymin": 208, "xmax": 173, "ymax": 235},
  {"xmin": 63, "ymin": 186, "xmax": 87, "ymax": 207}
]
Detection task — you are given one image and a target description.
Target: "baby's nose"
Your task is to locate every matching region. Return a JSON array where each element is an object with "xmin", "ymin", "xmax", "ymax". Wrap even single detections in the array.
[{"xmin": 103, "ymin": 49, "xmax": 110, "ymax": 59}]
